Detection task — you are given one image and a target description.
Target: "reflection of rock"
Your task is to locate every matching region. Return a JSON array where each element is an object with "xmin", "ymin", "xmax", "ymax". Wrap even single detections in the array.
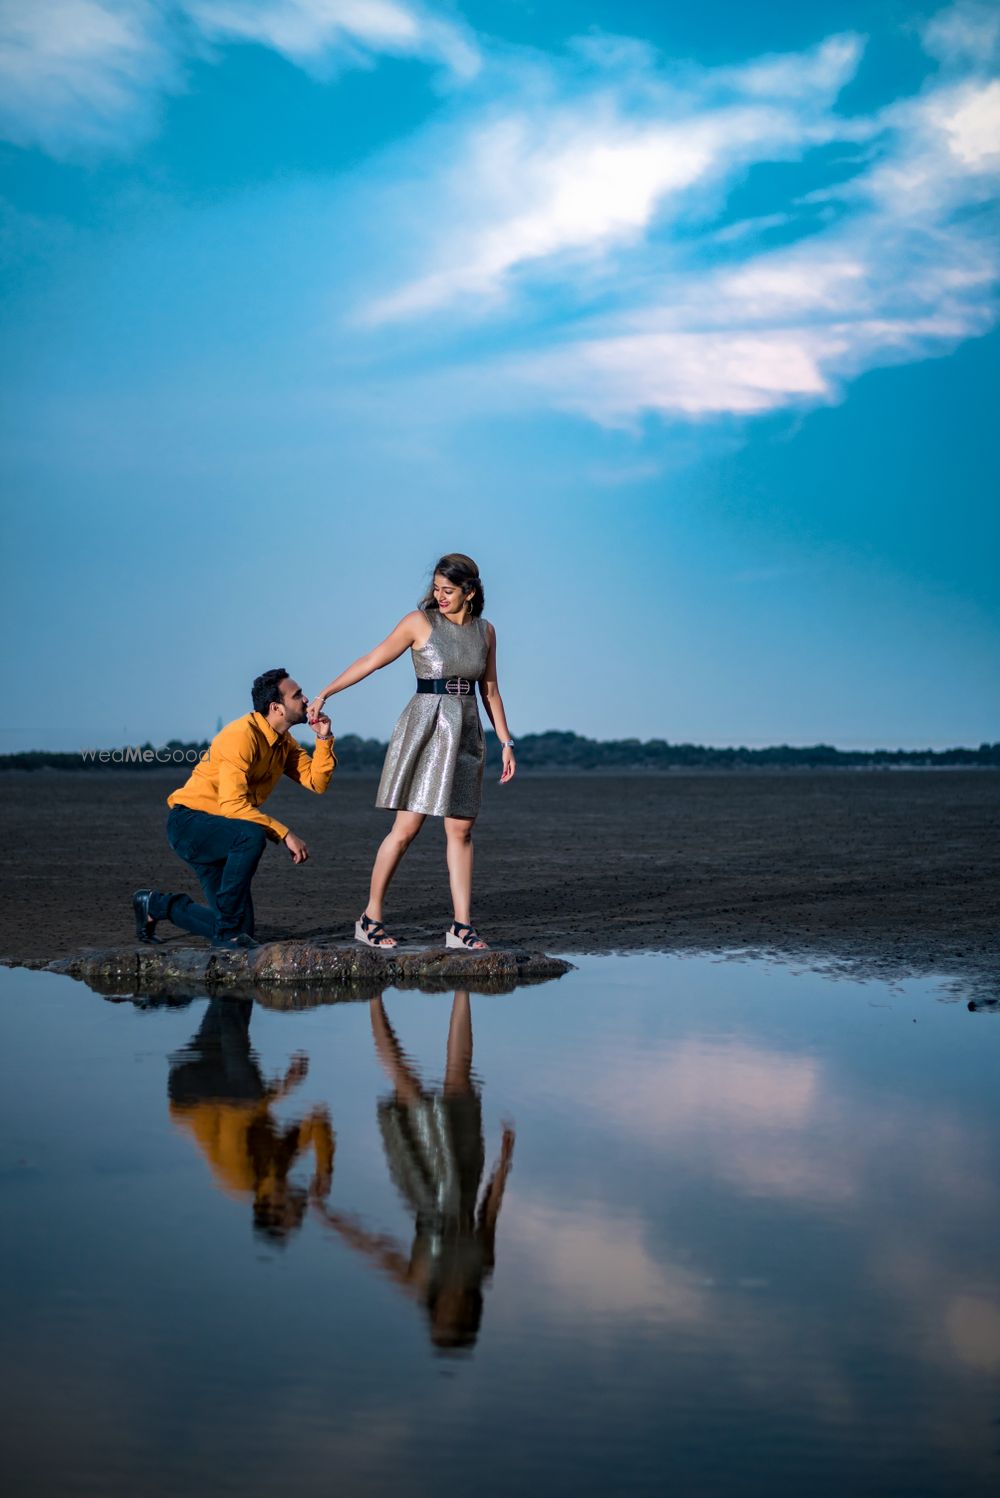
[{"xmin": 44, "ymin": 941, "xmax": 572, "ymax": 1004}]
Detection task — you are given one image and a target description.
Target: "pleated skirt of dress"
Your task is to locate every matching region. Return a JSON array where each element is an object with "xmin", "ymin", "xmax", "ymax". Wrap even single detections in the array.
[{"xmin": 376, "ymin": 694, "xmax": 485, "ymax": 819}]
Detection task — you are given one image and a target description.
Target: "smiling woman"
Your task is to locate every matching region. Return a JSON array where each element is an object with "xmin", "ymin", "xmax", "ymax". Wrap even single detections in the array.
[{"xmin": 309, "ymin": 553, "xmax": 518, "ymax": 952}]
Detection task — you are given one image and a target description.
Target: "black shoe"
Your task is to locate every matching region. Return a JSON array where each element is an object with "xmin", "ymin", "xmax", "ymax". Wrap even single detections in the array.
[
  {"xmin": 211, "ymin": 932, "xmax": 261, "ymax": 951},
  {"xmin": 132, "ymin": 889, "xmax": 162, "ymax": 945}
]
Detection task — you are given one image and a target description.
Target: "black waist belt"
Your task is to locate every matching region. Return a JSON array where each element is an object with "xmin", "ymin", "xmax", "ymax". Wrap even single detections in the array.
[{"xmin": 416, "ymin": 676, "xmax": 476, "ymax": 697}]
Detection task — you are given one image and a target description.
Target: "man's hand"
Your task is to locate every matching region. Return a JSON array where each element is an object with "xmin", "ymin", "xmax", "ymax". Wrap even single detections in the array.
[
  {"xmin": 285, "ymin": 1052, "xmax": 309, "ymax": 1085},
  {"xmin": 284, "ymin": 831, "xmax": 309, "ymax": 864},
  {"xmin": 309, "ymin": 710, "xmax": 332, "ymax": 740}
]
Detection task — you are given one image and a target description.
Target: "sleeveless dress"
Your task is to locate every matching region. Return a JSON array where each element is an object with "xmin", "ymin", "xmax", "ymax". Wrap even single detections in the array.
[
  {"xmin": 377, "ymin": 1090, "xmax": 488, "ymax": 1297},
  {"xmin": 376, "ymin": 612, "xmax": 489, "ymax": 819}
]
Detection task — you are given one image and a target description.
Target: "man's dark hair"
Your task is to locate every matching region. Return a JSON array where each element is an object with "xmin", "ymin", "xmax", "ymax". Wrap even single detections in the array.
[{"xmin": 252, "ymin": 668, "xmax": 289, "ymax": 717}]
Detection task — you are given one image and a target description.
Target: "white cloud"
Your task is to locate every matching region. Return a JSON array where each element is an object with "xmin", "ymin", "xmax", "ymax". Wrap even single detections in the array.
[
  {"xmin": 0, "ymin": 0, "xmax": 175, "ymax": 154},
  {"xmin": 363, "ymin": 35, "xmax": 874, "ymax": 326},
  {"xmin": 3, "ymin": 4, "xmax": 996, "ymax": 428},
  {"xmin": 0, "ymin": 0, "xmax": 477, "ymax": 154},
  {"xmin": 362, "ymin": 30, "xmax": 998, "ymax": 424},
  {"xmin": 924, "ymin": 78, "xmax": 1000, "ymax": 168},
  {"xmin": 510, "ymin": 260, "xmax": 994, "ymax": 427},
  {"xmin": 507, "ymin": 1199, "xmax": 709, "ymax": 1324},
  {"xmin": 719, "ymin": 33, "xmax": 864, "ymax": 102},
  {"xmin": 945, "ymin": 1294, "xmax": 1000, "ymax": 1372},
  {"xmin": 181, "ymin": 0, "xmax": 479, "ymax": 80},
  {"xmin": 523, "ymin": 329, "xmax": 832, "ymax": 419},
  {"xmin": 366, "ymin": 109, "xmax": 730, "ymax": 321},
  {"xmin": 921, "ymin": 2, "xmax": 1000, "ymax": 67},
  {"xmin": 364, "ymin": 99, "xmax": 862, "ymax": 324},
  {"xmin": 569, "ymin": 30, "xmax": 659, "ymax": 75},
  {"xmin": 595, "ymin": 1038, "xmax": 822, "ymax": 1130},
  {"xmin": 510, "ymin": 180, "xmax": 996, "ymax": 424}
]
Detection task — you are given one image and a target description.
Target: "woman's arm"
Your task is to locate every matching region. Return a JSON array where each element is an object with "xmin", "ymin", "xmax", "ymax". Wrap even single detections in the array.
[
  {"xmin": 310, "ymin": 1204, "xmax": 418, "ymax": 1295},
  {"xmin": 477, "ymin": 1123, "xmax": 515, "ymax": 1265},
  {"xmin": 479, "ymin": 624, "xmax": 517, "ymax": 784},
  {"xmin": 308, "ymin": 612, "xmax": 427, "ymax": 722}
]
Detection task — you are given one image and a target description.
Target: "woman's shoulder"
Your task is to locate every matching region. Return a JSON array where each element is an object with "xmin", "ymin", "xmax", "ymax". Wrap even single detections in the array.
[
  {"xmin": 407, "ymin": 608, "xmax": 434, "ymax": 646},
  {"xmin": 391, "ymin": 607, "xmax": 431, "ymax": 634}
]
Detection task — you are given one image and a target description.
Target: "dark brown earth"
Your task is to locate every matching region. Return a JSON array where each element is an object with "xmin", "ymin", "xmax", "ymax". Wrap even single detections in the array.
[{"xmin": 1, "ymin": 769, "xmax": 998, "ymax": 997}]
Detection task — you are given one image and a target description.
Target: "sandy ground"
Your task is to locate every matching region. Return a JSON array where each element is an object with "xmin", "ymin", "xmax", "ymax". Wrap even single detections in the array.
[{"xmin": 1, "ymin": 768, "xmax": 998, "ymax": 995}]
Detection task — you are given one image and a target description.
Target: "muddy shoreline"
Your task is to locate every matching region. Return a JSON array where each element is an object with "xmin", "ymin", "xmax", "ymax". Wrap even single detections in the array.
[{"xmin": 1, "ymin": 769, "xmax": 997, "ymax": 1000}]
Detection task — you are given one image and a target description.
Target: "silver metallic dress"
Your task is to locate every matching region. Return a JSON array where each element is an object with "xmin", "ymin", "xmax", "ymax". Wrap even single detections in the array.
[{"xmin": 376, "ymin": 611, "xmax": 489, "ymax": 819}]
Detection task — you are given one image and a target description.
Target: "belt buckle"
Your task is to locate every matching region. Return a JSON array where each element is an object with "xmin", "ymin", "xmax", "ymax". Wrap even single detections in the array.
[{"xmin": 445, "ymin": 676, "xmax": 471, "ymax": 697}]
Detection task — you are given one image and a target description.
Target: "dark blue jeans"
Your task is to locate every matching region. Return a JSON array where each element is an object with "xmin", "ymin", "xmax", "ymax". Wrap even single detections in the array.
[{"xmin": 150, "ymin": 806, "xmax": 268, "ymax": 940}]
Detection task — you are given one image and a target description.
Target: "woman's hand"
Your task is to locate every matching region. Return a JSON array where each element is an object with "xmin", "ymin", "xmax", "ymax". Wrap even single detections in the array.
[
  {"xmin": 307, "ymin": 693, "xmax": 326, "ymax": 725},
  {"xmin": 499, "ymin": 746, "xmax": 516, "ymax": 784}
]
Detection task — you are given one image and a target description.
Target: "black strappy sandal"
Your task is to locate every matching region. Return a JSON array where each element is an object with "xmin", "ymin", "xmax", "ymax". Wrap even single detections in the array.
[
  {"xmin": 445, "ymin": 921, "xmax": 489, "ymax": 950},
  {"xmin": 355, "ymin": 912, "xmax": 398, "ymax": 947}
]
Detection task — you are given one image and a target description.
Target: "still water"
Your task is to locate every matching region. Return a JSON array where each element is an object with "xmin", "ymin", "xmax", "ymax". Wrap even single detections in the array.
[{"xmin": 1, "ymin": 954, "xmax": 998, "ymax": 1498}]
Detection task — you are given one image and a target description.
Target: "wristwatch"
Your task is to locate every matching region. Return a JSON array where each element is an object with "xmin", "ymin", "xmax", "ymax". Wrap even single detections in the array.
[{"xmin": 500, "ymin": 740, "xmax": 515, "ymax": 749}]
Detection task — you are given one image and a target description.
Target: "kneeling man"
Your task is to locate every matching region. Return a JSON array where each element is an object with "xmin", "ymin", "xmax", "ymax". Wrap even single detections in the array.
[{"xmin": 133, "ymin": 669, "xmax": 335, "ymax": 951}]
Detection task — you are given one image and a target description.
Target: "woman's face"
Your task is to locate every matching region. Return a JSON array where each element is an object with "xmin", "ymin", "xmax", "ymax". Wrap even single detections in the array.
[{"xmin": 433, "ymin": 573, "xmax": 474, "ymax": 618}]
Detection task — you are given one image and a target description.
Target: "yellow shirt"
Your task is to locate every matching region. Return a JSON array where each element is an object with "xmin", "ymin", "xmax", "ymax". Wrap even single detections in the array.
[
  {"xmin": 169, "ymin": 1098, "xmax": 335, "ymax": 1200},
  {"xmin": 168, "ymin": 711, "xmax": 336, "ymax": 842}
]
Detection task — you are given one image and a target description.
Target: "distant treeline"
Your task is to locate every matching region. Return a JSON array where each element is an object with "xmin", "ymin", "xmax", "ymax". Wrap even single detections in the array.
[{"xmin": 3, "ymin": 731, "xmax": 999, "ymax": 772}]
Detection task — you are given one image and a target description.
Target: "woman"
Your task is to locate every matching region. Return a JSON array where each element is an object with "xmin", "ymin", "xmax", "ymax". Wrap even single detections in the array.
[
  {"xmin": 308, "ymin": 553, "xmax": 516, "ymax": 950},
  {"xmin": 311, "ymin": 990, "xmax": 515, "ymax": 1353}
]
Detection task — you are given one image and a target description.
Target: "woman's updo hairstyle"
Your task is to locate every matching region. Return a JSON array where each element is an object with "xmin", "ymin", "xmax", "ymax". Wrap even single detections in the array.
[{"xmin": 420, "ymin": 553, "xmax": 485, "ymax": 618}]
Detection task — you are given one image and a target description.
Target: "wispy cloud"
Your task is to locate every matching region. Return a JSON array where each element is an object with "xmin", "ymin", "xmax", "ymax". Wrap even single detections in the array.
[
  {"xmin": 358, "ymin": 6, "xmax": 999, "ymax": 424},
  {"xmin": 921, "ymin": 0, "xmax": 1000, "ymax": 67},
  {"xmin": 183, "ymin": 0, "xmax": 479, "ymax": 81},
  {"xmin": 715, "ymin": 32, "xmax": 864, "ymax": 101},
  {"xmin": 4, "ymin": 2, "xmax": 997, "ymax": 428},
  {"xmin": 0, "ymin": 0, "xmax": 176, "ymax": 154},
  {"xmin": 364, "ymin": 34, "xmax": 871, "ymax": 324},
  {"xmin": 0, "ymin": 0, "xmax": 477, "ymax": 155}
]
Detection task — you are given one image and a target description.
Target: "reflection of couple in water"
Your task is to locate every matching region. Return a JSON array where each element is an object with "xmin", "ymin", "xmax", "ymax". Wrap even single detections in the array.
[
  {"xmin": 135, "ymin": 552, "xmax": 516, "ymax": 953},
  {"xmin": 168, "ymin": 990, "xmax": 514, "ymax": 1351}
]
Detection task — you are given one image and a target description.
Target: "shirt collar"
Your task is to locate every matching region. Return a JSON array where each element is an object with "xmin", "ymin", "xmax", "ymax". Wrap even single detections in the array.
[{"xmin": 252, "ymin": 711, "xmax": 282, "ymax": 747}]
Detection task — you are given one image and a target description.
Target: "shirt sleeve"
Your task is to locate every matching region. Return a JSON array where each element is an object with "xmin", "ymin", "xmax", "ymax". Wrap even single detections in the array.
[
  {"xmin": 216, "ymin": 726, "xmax": 291, "ymax": 842},
  {"xmin": 282, "ymin": 734, "xmax": 337, "ymax": 793},
  {"xmin": 299, "ymin": 1108, "xmax": 335, "ymax": 1194}
]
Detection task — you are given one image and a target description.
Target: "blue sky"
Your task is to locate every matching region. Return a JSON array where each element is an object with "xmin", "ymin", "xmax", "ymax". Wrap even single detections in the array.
[{"xmin": 1, "ymin": 0, "xmax": 998, "ymax": 751}]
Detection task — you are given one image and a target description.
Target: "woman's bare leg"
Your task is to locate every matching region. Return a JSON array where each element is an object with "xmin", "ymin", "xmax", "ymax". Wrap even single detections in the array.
[
  {"xmin": 365, "ymin": 811, "xmax": 425, "ymax": 942},
  {"xmin": 444, "ymin": 815, "xmax": 484, "ymax": 942},
  {"xmin": 370, "ymin": 996, "xmax": 423, "ymax": 1104},
  {"xmin": 443, "ymin": 990, "xmax": 473, "ymax": 1096}
]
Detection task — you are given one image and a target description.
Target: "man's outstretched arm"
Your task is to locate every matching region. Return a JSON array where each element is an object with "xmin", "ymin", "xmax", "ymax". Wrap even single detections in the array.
[{"xmin": 283, "ymin": 727, "xmax": 337, "ymax": 793}]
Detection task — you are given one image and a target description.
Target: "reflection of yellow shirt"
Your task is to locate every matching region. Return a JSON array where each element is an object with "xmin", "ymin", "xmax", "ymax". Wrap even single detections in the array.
[
  {"xmin": 170, "ymin": 1100, "xmax": 334, "ymax": 1200},
  {"xmin": 168, "ymin": 711, "xmax": 336, "ymax": 842}
]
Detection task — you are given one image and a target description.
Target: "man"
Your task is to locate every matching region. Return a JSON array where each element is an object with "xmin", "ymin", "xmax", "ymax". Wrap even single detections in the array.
[
  {"xmin": 133, "ymin": 669, "xmax": 335, "ymax": 951},
  {"xmin": 168, "ymin": 999, "xmax": 334, "ymax": 1243}
]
